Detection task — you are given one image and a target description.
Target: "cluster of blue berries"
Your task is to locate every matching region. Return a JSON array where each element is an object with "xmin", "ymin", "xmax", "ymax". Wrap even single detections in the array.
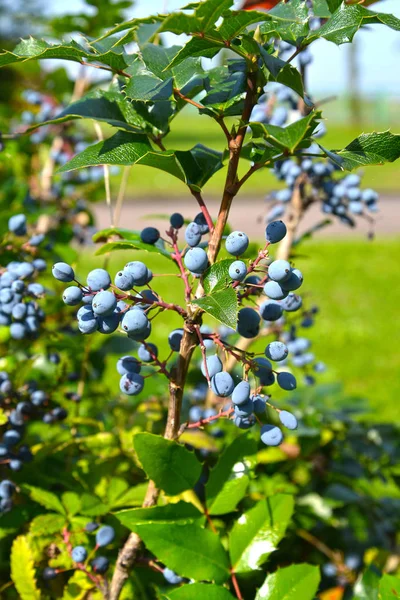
[
  {"xmin": 1, "ymin": 214, "xmax": 47, "ymax": 339},
  {"xmin": 43, "ymin": 524, "xmax": 114, "ymax": 580}
]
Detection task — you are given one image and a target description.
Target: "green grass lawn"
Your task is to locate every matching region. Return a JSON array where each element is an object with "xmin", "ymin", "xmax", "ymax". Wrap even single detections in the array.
[
  {"xmin": 80, "ymin": 237, "xmax": 400, "ymax": 421},
  {"xmin": 110, "ymin": 109, "xmax": 400, "ymax": 198}
]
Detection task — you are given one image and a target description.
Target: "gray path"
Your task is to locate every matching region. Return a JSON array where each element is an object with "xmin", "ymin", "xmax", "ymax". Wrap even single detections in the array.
[{"xmin": 94, "ymin": 195, "xmax": 399, "ymax": 239}]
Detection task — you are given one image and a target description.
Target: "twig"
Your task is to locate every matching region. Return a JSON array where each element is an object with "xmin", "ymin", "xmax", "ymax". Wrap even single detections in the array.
[
  {"xmin": 190, "ymin": 190, "xmax": 214, "ymax": 234},
  {"xmin": 173, "ymin": 88, "xmax": 205, "ymax": 110},
  {"xmin": 231, "ymin": 571, "xmax": 243, "ymax": 600}
]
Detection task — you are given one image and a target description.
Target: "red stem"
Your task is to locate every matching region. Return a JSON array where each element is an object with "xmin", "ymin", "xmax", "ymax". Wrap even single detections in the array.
[
  {"xmin": 191, "ymin": 190, "xmax": 214, "ymax": 234},
  {"xmin": 231, "ymin": 571, "xmax": 243, "ymax": 600}
]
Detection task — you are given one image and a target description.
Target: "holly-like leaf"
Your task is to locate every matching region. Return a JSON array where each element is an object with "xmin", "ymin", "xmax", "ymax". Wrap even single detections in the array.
[
  {"xmin": 166, "ymin": 37, "xmax": 224, "ymax": 71},
  {"xmin": 327, "ymin": 0, "xmax": 342, "ymax": 12},
  {"xmin": 260, "ymin": 48, "xmax": 305, "ymax": 99},
  {"xmin": 133, "ymin": 433, "xmax": 202, "ymax": 496},
  {"xmin": 116, "ymin": 501, "xmax": 204, "ymax": 529},
  {"xmin": 11, "ymin": 536, "xmax": 41, "ymax": 600},
  {"xmin": 250, "ymin": 112, "xmax": 320, "ymax": 153},
  {"xmin": 208, "ymin": 476, "xmax": 249, "ymax": 516},
  {"xmin": 229, "ymin": 495, "xmax": 295, "ymax": 573},
  {"xmin": 192, "ymin": 288, "xmax": 239, "ymax": 330},
  {"xmin": 378, "ymin": 574, "xmax": 400, "ymax": 599},
  {"xmin": 202, "ymin": 70, "xmax": 247, "ymax": 116},
  {"xmin": 131, "ymin": 522, "xmax": 230, "ymax": 583},
  {"xmin": 260, "ymin": 0, "xmax": 310, "ymax": 42},
  {"xmin": 306, "ymin": 3, "xmax": 400, "ymax": 46},
  {"xmin": 218, "ymin": 11, "xmax": 272, "ymax": 40},
  {"xmin": 0, "ymin": 37, "xmax": 129, "ymax": 71},
  {"xmin": 326, "ymin": 131, "xmax": 400, "ymax": 170},
  {"xmin": 166, "ymin": 583, "xmax": 235, "ymax": 600},
  {"xmin": 125, "ymin": 74, "xmax": 174, "ymax": 103},
  {"xmin": 196, "ymin": 0, "xmax": 234, "ymax": 31},
  {"xmin": 22, "ymin": 484, "xmax": 66, "ymax": 514},
  {"xmin": 203, "ymin": 259, "xmax": 235, "ymax": 294},
  {"xmin": 255, "ymin": 563, "xmax": 321, "ymax": 600},
  {"xmin": 353, "ymin": 568, "xmax": 381, "ymax": 600},
  {"xmin": 95, "ymin": 240, "xmax": 173, "ymax": 260}
]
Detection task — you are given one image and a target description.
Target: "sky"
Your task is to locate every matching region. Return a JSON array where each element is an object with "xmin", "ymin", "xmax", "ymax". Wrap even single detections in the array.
[{"xmin": 50, "ymin": 0, "xmax": 400, "ymax": 96}]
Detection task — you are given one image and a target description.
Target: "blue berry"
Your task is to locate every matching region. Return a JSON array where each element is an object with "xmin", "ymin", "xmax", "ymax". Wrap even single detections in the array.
[
  {"xmin": 269, "ymin": 106, "xmax": 288, "ymax": 126},
  {"xmin": 52, "ymin": 262, "xmax": 75, "ymax": 282},
  {"xmin": 92, "ymin": 291, "xmax": 117, "ymax": 316},
  {"xmin": 184, "ymin": 247, "xmax": 208, "ymax": 273},
  {"xmin": 168, "ymin": 329, "xmax": 184, "ymax": 352},
  {"xmin": 232, "ymin": 380, "xmax": 251, "ymax": 406},
  {"xmin": 260, "ymin": 300, "xmax": 283, "ymax": 321},
  {"xmin": 275, "ymin": 189, "xmax": 292, "ymax": 203},
  {"xmin": 201, "ymin": 355, "xmax": 223, "ymax": 379},
  {"xmin": 281, "ymin": 293, "xmax": 302, "ymax": 312},
  {"xmin": 0, "ymin": 480, "xmax": 15, "ymax": 498},
  {"xmin": 264, "ymin": 280, "xmax": 287, "ymax": 300},
  {"xmin": 279, "ymin": 410, "xmax": 298, "ymax": 430},
  {"xmin": 189, "ymin": 406, "xmax": 203, "ymax": 422},
  {"xmin": 253, "ymin": 357, "xmax": 275, "ymax": 386},
  {"xmin": 277, "ymin": 372, "xmax": 297, "ymax": 391},
  {"xmin": 163, "ymin": 568, "xmax": 183, "ymax": 584},
  {"xmin": 237, "ymin": 307, "xmax": 260, "ymax": 338},
  {"xmin": 63, "ymin": 286, "xmax": 83, "ymax": 306},
  {"xmin": 194, "ymin": 212, "xmax": 209, "ymax": 234},
  {"xmin": 252, "ymin": 395, "xmax": 266, "ymax": 414},
  {"xmin": 29, "ymin": 233, "xmax": 45, "ymax": 246},
  {"xmin": 234, "ymin": 399, "xmax": 254, "ymax": 417},
  {"xmin": 266, "ymin": 220, "xmax": 287, "ymax": 243},
  {"xmin": 211, "ymin": 372, "xmax": 235, "ymax": 397},
  {"xmin": 12, "ymin": 303, "xmax": 27, "ymax": 321},
  {"xmin": 28, "ymin": 283, "xmax": 44, "ymax": 297},
  {"xmin": 268, "ymin": 260, "xmax": 291, "ymax": 283},
  {"xmin": 32, "ymin": 259, "xmax": 47, "ymax": 272},
  {"xmin": 229, "ymin": 260, "xmax": 247, "ymax": 281},
  {"xmin": 281, "ymin": 269, "xmax": 303, "ymax": 292},
  {"xmin": 117, "ymin": 356, "xmax": 141, "ymax": 375},
  {"xmin": 127, "ymin": 320, "xmax": 151, "ymax": 341},
  {"xmin": 95, "ymin": 525, "xmax": 115, "ymax": 547},
  {"xmin": 91, "ymin": 556, "xmax": 109, "ymax": 574},
  {"xmin": 138, "ymin": 343, "xmax": 158, "ymax": 362},
  {"xmin": 42, "ymin": 567, "xmax": 58, "ymax": 580},
  {"xmin": 85, "ymin": 522, "xmax": 99, "ymax": 532},
  {"xmin": 260, "ymin": 424, "xmax": 283, "ymax": 446},
  {"xmin": 87, "ymin": 269, "xmax": 111, "ymax": 291},
  {"xmin": 140, "ymin": 227, "xmax": 160, "ymax": 245},
  {"xmin": 10, "ymin": 322, "xmax": 26, "ymax": 339},
  {"xmin": 8, "ymin": 214, "xmax": 27, "ymax": 236},
  {"xmin": 97, "ymin": 314, "xmax": 120, "ymax": 334},
  {"xmin": 124, "ymin": 262, "xmax": 149, "ymax": 286},
  {"xmin": 78, "ymin": 311, "xmax": 98, "ymax": 334},
  {"xmin": 233, "ymin": 415, "xmax": 255, "ymax": 429},
  {"xmin": 120, "ymin": 373, "xmax": 145, "ymax": 395},
  {"xmin": 9, "ymin": 459, "xmax": 23, "ymax": 471},
  {"xmin": 114, "ymin": 271, "xmax": 133, "ymax": 291},
  {"xmin": 185, "ymin": 222, "xmax": 202, "ymax": 247},
  {"xmin": 265, "ymin": 341, "xmax": 288, "ymax": 362},
  {"xmin": 121, "ymin": 310, "xmax": 149, "ymax": 335},
  {"xmin": 170, "ymin": 213, "xmax": 184, "ymax": 229},
  {"xmin": 72, "ymin": 546, "xmax": 88, "ymax": 563},
  {"xmin": 225, "ymin": 231, "xmax": 249, "ymax": 256}
]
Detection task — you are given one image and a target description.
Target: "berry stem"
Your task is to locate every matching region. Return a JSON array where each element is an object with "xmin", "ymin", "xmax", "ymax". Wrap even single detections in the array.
[
  {"xmin": 231, "ymin": 571, "xmax": 243, "ymax": 600},
  {"xmin": 191, "ymin": 190, "xmax": 214, "ymax": 234}
]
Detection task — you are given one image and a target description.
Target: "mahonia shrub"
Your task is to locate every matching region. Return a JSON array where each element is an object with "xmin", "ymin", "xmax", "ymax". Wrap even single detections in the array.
[{"xmin": 1, "ymin": 0, "xmax": 400, "ymax": 599}]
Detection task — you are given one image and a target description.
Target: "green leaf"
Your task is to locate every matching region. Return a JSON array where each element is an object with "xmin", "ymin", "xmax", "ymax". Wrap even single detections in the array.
[
  {"xmin": 260, "ymin": 48, "xmax": 305, "ymax": 99},
  {"xmin": 116, "ymin": 501, "xmax": 203, "ymax": 529},
  {"xmin": 132, "ymin": 522, "xmax": 230, "ymax": 583},
  {"xmin": 11, "ymin": 536, "xmax": 41, "ymax": 600},
  {"xmin": 133, "ymin": 433, "xmax": 202, "ymax": 496},
  {"xmin": 22, "ymin": 484, "xmax": 66, "ymax": 515},
  {"xmin": 0, "ymin": 37, "xmax": 129, "ymax": 71},
  {"xmin": 192, "ymin": 288, "xmax": 239, "ymax": 330},
  {"xmin": 327, "ymin": 0, "xmax": 341, "ymax": 12},
  {"xmin": 255, "ymin": 563, "xmax": 321, "ymax": 600},
  {"xmin": 203, "ymin": 259, "xmax": 235, "ymax": 294},
  {"xmin": 196, "ymin": 0, "xmax": 234, "ymax": 31},
  {"xmin": 260, "ymin": 1, "xmax": 310, "ymax": 42},
  {"xmin": 0, "ymin": 408, "xmax": 7, "ymax": 425},
  {"xmin": 229, "ymin": 495, "xmax": 295, "ymax": 573},
  {"xmin": 166, "ymin": 37, "xmax": 224, "ymax": 71},
  {"xmin": 62, "ymin": 491, "xmax": 82, "ymax": 516},
  {"xmin": 95, "ymin": 239, "xmax": 173, "ymax": 260},
  {"xmin": 306, "ymin": 3, "xmax": 400, "ymax": 46},
  {"xmin": 379, "ymin": 574, "xmax": 400, "ymax": 599},
  {"xmin": 250, "ymin": 112, "xmax": 320, "ymax": 153},
  {"xmin": 166, "ymin": 583, "xmax": 235, "ymax": 600},
  {"xmin": 92, "ymin": 227, "xmax": 141, "ymax": 243},
  {"xmin": 354, "ymin": 568, "xmax": 381, "ymax": 600},
  {"xmin": 206, "ymin": 434, "xmax": 257, "ymax": 509},
  {"xmin": 62, "ymin": 570, "xmax": 94, "ymax": 600},
  {"xmin": 173, "ymin": 145, "xmax": 224, "ymax": 191},
  {"xmin": 29, "ymin": 513, "xmax": 66, "ymax": 537},
  {"xmin": 218, "ymin": 11, "xmax": 272, "ymax": 40},
  {"xmin": 202, "ymin": 70, "xmax": 247, "ymax": 117},
  {"xmin": 328, "ymin": 131, "xmax": 400, "ymax": 170},
  {"xmin": 208, "ymin": 476, "xmax": 249, "ymax": 516},
  {"xmin": 125, "ymin": 74, "xmax": 174, "ymax": 103}
]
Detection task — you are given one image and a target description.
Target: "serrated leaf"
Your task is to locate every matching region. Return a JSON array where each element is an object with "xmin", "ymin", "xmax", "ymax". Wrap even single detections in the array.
[
  {"xmin": 306, "ymin": 3, "xmax": 400, "ymax": 46},
  {"xmin": 327, "ymin": 0, "xmax": 342, "ymax": 12},
  {"xmin": 133, "ymin": 433, "xmax": 202, "ymax": 496},
  {"xmin": 92, "ymin": 227, "xmax": 141, "ymax": 243},
  {"xmin": 62, "ymin": 491, "xmax": 82, "ymax": 516},
  {"xmin": 229, "ymin": 495, "xmax": 295, "ymax": 573},
  {"xmin": 116, "ymin": 501, "xmax": 203, "ymax": 529},
  {"xmin": 93, "ymin": 15, "xmax": 164, "ymax": 45},
  {"xmin": 327, "ymin": 131, "xmax": 400, "ymax": 170},
  {"xmin": 22, "ymin": 484, "xmax": 66, "ymax": 515},
  {"xmin": 192, "ymin": 288, "xmax": 238, "ymax": 329},
  {"xmin": 378, "ymin": 574, "xmax": 400, "ymax": 599},
  {"xmin": 166, "ymin": 583, "xmax": 235, "ymax": 600},
  {"xmin": 125, "ymin": 74, "xmax": 174, "ymax": 102},
  {"xmin": 260, "ymin": 48, "xmax": 305, "ymax": 99},
  {"xmin": 255, "ymin": 563, "xmax": 321, "ymax": 600},
  {"xmin": 95, "ymin": 239, "xmax": 173, "ymax": 260},
  {"xmin": 260, "ymin": 1, "xmax": 310, "ymax": 42},
  {"xmin": 132, "ymin": 522, "xmax": 230, "ymax": 583},
  {"xmin": 202, "ymin": 70, "xmax": 247, "ymax": 116},
  {"xmin": 206, "ymin": 434, "xmax": 257, "ymax": 508},
  {"xmin": 203, "ymin": 259, "xmax": 234, "ymax": 293},
  {"xmin": 218, "ymin": 11, "xmax": 272, "ymax": 40},
  {"xmin": 208, "ymin": 475, "xmax": 249, "ymax": 516},
  {"xmin": 29, "ymin": 513, "xmax": 66, "ymax": 537},
  {"xmin": 11, "ymin": 536, "xmax": 41, "ymax": 600},
  {"xmin": 250, "ymin": 112, "xmax": 320, "ymax": 153},
  {"xmin": 166, "ymin": 37, "xmax": 224, "ymax": 71},
  {"xmin": 196, "ymin": 0, "xmax": 234, "ymax": 31}
]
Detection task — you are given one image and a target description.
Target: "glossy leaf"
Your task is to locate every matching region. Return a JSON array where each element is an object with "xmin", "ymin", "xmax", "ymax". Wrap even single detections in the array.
[
  {"xmin": 353, "ymin": 568, "xmax": 381, "ymax": 600},
  {"xmin": 22, "ymin": 484, "xmax": 66, "ymax": 514},
  {"xmin": 379, "ymin": 574, "xmax": 400, "ymax": 599},
  {"xmin": 133, "ymin": 433, "xmax": 202, "ymax": 495},
  {"xmin": 196, "ymin": 0, "xmax": 234, "ymax": 31},
  {"xmin": 206, "ymin": 434, "xmax": 257, "ymax": 508},
  {"xmin": 166, "ymin": 583, "xmax": 235, "ymax": 600},
  {"xmin": 250, "ymin": 112, "xmax": 320, "ymax": 153},
  {"xmin": 260, "ymin": 48, "xmax": 305, "ymax": 99},
  {"xmin": 192, "ymin": 288, "xmax": 239, "ymax": 329},
  {"xmin": 131, "ymin": 522, "xmax": 230, "ymax": 583},
  {"xmin": 11, "ymin": 536, "xmax": 41, "ymax": 600},
  {"xmin": 260, "ymin": 1, "xmax": 310, "ymax": 42},
  {"xmin": 255, "ymin": 563, "xmax": 321, "ymax": 600},
  {"xmin": 166, "ymin": 37, "xmax": 224, "ymax": 71},
  {"xmin": 208, "ymin": 476, "xmax": 249, "ymax": 516},
  {"xmin": 116, "ymin": 501, "xmax": 204, "ymax": 528},
  {"xmin": 306, "ymin": 3, "xmax": 400, "ymax": 46},
  {"xmin": 218, "ymin": 11, "xmax": 272, "ymax": 40},
  {"xmin": 229, "ymin": 495, "xmax": 295, "ymax": 573},
  {"xmin": 92, "ymin": 227, "xmax": 141, "ymax": 243},
  {"xmin": 202, "ymin": 70, "xmax": 247, "ymax": 116},
  {"xmin": 202, "ymin": 259, "xmax": 234, "ymax": 293},
  {"xmin": 327, "ymin": 0, "xmax": 341, "ymax": 12},
  {"xmin": 95, "ymin": 240, "xmax": 173, "ymax": 260},
  {"xmin": 125, "ymin": 74, "xmax": 174, "ymax": 103},
  {"xmin": 326, "ymin": 131, "xmax": 400, "ymax": 170}
]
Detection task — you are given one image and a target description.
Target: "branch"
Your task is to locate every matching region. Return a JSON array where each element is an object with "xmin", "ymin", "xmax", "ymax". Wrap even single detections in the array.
[
  {"xmin": 173, "ymin": 88, "xmax": 204, "ymax": 110},
  {"xmin": 190, "ymin": 190, "xmax": 214, "ymax": 234}
]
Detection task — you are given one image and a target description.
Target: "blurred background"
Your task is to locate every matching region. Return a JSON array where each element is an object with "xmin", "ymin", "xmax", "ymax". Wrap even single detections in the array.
[{"xmin": 0, "ymin": 0, "xmax": 399, "ymax": 419}]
